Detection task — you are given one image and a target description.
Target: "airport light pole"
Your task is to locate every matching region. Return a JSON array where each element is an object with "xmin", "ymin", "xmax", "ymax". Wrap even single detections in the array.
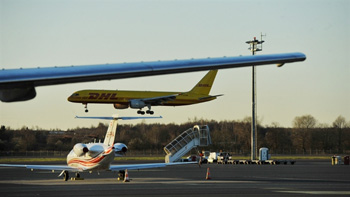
[{"xmin": 246, "ymin": 36, "xmax": 264, "ymax": 160}]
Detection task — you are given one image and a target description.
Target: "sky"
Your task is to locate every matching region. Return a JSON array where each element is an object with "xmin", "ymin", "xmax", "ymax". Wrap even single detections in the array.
[{"xmin": 0, "ymin": 0, "xmax": 349, "ymax": 130}]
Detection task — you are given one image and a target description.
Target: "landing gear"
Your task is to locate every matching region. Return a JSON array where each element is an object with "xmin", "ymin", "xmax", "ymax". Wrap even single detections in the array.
[
  {"xmin": 63, "ymin": 171, "xmax": 69, "ymax": 181},
  {"xmin": 146, "ymin": 110, "xmax": 154, "ymax": 115},
  {"xmin": 137, "ymin": 110, "xmax": 145, "ymax": 115},
  {"xmin": 137, "ymin": 110, "xmax": 154, "ymax": 115},
  {"xmin": 136, "ymin": 105, "xmax": 154, "ymax": 115},
  {"xmin": 84, "ymin": 103, "xmax": 88, "ymax": 113},
  {"xmin": 75, "ymin": 172, "xmax": 80, "ymax": 178},
  {"xmin": 71, "ymin": 172, "xmax": 84, "ymax": 180},
  {"xmin": 118, "ymin": 170, "xmax": 125, "ymax": 181}
]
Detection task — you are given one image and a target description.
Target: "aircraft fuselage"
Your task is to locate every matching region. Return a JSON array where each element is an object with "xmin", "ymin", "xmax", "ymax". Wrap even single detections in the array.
[
  {"xmin": 68, "ymin": 90, "xmax": 215, "ymax": 106},
  {"xmin": 67, "ymin": 143, "xmax": 115, "ymax": 171}
]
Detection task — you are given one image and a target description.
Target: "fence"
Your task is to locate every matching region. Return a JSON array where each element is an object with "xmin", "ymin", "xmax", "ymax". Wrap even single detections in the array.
[
  {"xmin": 1, "ymin": 149, "xmax": 349, "ymax": 157},
  {"xmin": 0, "ymin": 149, "xmax": 166, "ymax": 157}
]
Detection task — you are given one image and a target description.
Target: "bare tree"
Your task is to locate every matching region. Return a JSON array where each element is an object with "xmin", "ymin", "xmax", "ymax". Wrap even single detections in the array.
[
  {"xmin": 292, "ymin": 115, "xmax": 317, "ymax": 153},
  {"xmin": 333, "ymin": 115, "xmax": 347, "ymax": 153}
]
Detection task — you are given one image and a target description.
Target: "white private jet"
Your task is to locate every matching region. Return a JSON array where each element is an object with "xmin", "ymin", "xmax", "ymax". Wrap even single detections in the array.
[{"xmin": 0, "ymin": 115, "xmax": 196, "ymax": 181}]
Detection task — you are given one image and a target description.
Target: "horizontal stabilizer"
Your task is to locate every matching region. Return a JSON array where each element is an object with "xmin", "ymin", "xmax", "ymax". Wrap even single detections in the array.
[
  {"xmin": 75, "ymin": 116, "xmax": 162, "ymax": 120},
  {"xmin": 198, "ymin": 94, "xmax": 224, "ymax": 100}
]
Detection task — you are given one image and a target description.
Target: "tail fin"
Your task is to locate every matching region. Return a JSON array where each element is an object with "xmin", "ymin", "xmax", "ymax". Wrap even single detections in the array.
[
  {"xmin": 104, "ymin": 119, "xmax": 118, "ymax": 146},
  {"xmin": 189, "ymin": 70, "xmax": 218, "ymax": 95},
  {"xmin": 75, "ymin": 115, "xmax": 163, "ymax": 147}
]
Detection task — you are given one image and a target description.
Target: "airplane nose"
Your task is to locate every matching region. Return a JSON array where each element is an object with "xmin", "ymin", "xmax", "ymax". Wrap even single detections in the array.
[{"xmin": 67, "ymin": 93, "xmax": 79, "ymax": 102}]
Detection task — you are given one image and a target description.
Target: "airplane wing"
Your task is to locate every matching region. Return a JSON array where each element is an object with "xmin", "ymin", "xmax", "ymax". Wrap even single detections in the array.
[
  {"xmin": 109, "ymin": 162, "xmax": 197, "ymax": 171},
  {"xmin": 0, "ymin": 164, "xmax": 83, "ymax": 172},
  {"xmin": 137, "ymin": 94, "xmax": 178, "ymax": 105},
  {"xmin": 0, "ymin": 162, "xmax": 196, "ymax": 172},
  {"xmin": 0, "ymin": 52, "xmax": 306, "ymax": 102}
]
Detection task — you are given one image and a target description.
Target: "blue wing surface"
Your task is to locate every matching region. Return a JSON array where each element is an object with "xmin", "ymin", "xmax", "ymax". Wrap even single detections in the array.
[
  {"xmin": 0, "ymin": 53, "xmax": 306, "ymax": 102},
  {"xmin": 0, "ymin": 53, "xmax": 306, "ymax": 86},
  {"xmin": 0, "ymin": 164, "xmax": 82, "ymax": 172},
  {"xmin": 0, "ymin": 162, "xmax": 196, "ymax": 172},
  {"xmin": 109, "ymin": 162, "xmax": 197, "ymax": 171}
]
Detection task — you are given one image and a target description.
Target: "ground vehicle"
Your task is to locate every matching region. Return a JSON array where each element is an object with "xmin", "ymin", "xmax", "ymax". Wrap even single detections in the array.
[
  {"xmin": 185, "ymin": 151, "xmax": 209, "ymax": 163},
  {"xmin": 208, "ymin": 152, "xmax": 219, "ymax": 164},
  {"xmin": 217, "ymin": 152, "xmax": 231, "ymax": 164}
]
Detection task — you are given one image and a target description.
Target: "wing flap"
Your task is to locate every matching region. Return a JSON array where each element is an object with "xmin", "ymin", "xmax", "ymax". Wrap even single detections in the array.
[{"xmin": 140, "ymin": 94, "xmax": 178, "ymax": 105}]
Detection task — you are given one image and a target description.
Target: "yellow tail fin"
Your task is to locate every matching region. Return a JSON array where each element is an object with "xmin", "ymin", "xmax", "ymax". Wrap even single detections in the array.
[{"xmin": 189, "ymin": 70, "xmax": 218, "ymax": 95}]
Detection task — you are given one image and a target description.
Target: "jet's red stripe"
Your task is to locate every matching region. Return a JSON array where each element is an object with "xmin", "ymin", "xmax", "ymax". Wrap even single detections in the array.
[{"xmin": 67, "ymin": 147, "xmax": 114, "ymax": 167}]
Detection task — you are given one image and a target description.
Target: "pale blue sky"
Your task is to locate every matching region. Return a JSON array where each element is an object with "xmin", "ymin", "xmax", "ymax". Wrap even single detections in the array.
[{"xmin": 1, "ymin": 0, "xmax": 349, "ymax": 129}]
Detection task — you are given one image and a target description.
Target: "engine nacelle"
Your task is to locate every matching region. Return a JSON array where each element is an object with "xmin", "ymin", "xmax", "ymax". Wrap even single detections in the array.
[
  {"xmin": 0, "ymin": 87, "xmax": 36, "ymax": 102},
  {"xmin": 113, "ymin": 103, "xmax": 129, "ymax": 109},
  {"xmin": 114, "ymin": 143, "xmax": 128, "ymax": 157},
  {"xmin": 130, "ymin": 100, "xmax": 146, "ymax": 109},
  {"xmin": 73, "ymin": 143, "xmax": 89, "ymax": 157},
  {"xmin": 86, "ymin": 144, "xmax": 105, "ymax": 157}
]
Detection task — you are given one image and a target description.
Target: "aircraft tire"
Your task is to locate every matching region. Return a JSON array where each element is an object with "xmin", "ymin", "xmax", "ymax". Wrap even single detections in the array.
[
  {"xmin": 63, "ymin": 171, "xmax": 69, "ymax": 181},
  {"xmin": 75, "ymin": 172, "xmax": 80, "ymax": 178},
  {"xmin": 118, "ymin": 170, "xmax": 125, "ymax": 181}
]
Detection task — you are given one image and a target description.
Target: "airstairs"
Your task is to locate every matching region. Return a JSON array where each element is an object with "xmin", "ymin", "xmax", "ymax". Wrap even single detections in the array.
[{"xmin": 164, "ymin": 125, "xmax": 211, "ymax": 163}]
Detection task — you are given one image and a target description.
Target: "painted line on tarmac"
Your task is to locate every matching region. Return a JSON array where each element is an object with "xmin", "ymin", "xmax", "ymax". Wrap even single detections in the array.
[
  {"xmin": 0, "ymin": 178, "xmax": 258, "ymax": 186},
  {"xmin": 276, "ymin": 190, "xmax": 350, "ymax": 195}
]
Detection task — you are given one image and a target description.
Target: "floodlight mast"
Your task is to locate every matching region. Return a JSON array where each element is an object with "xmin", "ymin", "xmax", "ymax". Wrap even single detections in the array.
[{"xmin": 246, "ymin": 36, "xmax": 264, "ymax": 160}]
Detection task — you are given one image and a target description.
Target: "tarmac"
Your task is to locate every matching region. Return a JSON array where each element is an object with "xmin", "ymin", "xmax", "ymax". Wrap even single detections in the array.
[{"xmin": 0, "ymin": 159, "xmax": 349, "ymax": 196}]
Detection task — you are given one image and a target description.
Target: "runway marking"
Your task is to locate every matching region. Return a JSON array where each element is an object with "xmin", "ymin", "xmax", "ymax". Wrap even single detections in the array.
[
  {"xmin": 0, "ymin": 178, "xmax": 258, "ymax": 186},
  {"xmin": 277, "ymin": 190, "xmax": 350, "ymax": 195}
]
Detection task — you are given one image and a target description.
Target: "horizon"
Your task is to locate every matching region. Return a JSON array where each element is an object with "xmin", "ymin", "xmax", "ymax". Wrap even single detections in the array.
[{"xmin": 2, "ymin": 114, "xmax": 348, "ymax": 131}]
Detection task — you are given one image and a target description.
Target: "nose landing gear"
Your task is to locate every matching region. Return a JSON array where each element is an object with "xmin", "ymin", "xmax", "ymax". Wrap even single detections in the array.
[{"xmin": 84, "ymin": 103, "xmax": 88, "ymax": 113}]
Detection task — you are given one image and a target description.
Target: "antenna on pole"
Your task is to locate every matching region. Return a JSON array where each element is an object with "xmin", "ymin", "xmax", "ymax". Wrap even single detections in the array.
[
  {"xmin": 246, "ymin": 36, "xmax": 264, "ymax": 55},
  {"xmin": 260, "ymin": 32, "xmax": 267, "ymax": 51},
  {"xmin": 245, "ymin": 34, "xmax": 265, "ymax": 161}
]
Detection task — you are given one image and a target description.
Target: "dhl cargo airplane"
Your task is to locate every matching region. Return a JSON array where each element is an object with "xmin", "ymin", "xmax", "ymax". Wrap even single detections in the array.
[
  {"xmin": 68, "ymin": 70, "xmax": 222, "ymax": 114},
  {"xmin": 0, "ymin": 115, "xmax": 196, "ymax": 181},
  {"xmin": 0, "ymin": 53, "xmax": 306, "ymax": 102}
]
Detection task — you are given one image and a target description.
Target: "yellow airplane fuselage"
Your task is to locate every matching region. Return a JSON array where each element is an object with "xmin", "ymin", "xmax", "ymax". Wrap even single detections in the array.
[{"xmin": 68, "ymin": 90, "xmax": 215, "ymax": 106}]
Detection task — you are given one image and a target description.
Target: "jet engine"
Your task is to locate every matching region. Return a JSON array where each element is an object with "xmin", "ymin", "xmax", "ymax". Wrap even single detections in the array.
[
  {"xmin": 114, "ymin": 143, "xmax": 128, "ymax": 156},
  {"xmin": 73, "ymin": 143, "xmax": 89, "ymax": 156},
  {"xmin": 130, "ymin": 100, "xmax": 146, "ymax": 109},
  {"xmin": 0, "ymin": 87, "xmax": 36, "ymax": 102},
  {"xmin": 113, "ymin": 103, "xmax": 129, "ymax": 109}
]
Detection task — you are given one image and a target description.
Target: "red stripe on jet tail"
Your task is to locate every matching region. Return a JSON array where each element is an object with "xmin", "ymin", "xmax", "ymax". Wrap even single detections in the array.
[{"xmin": 104, "ymin": 146, "xmax": 114, "ymax": 154}]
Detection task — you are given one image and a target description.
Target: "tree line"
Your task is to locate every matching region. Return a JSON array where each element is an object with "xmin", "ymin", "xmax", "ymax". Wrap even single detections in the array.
[{"xmin": 0, "ymin": 115, "xmax": 349, "ymax": 155}]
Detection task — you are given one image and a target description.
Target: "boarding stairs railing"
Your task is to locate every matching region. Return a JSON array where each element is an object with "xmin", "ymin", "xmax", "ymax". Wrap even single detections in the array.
[{"xmin": 164, "ymin": 125, "xmax": 211, "ymax": 163}]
